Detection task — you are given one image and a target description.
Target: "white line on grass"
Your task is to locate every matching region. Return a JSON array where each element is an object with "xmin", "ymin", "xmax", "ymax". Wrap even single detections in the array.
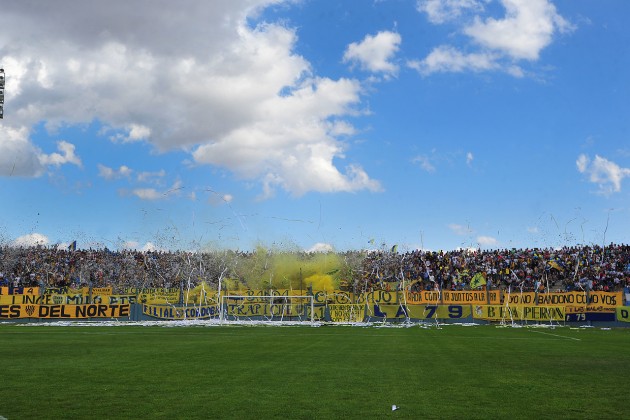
[{"xmin": 529, "ymin": 330, "xmax": 581, "ymax": 341}]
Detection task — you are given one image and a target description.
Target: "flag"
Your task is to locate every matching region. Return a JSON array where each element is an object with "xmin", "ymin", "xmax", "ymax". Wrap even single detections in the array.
[
  {"xmin": 547, "ymin": 260, "xmax": 564, "ymax": 272},
  {"xmin": 470, "ymin": 272, "xmax": 487, "ymax": 289},
  {"xmin": 68, "ymin": 240, "xmax": 77, "ymax": 251}
]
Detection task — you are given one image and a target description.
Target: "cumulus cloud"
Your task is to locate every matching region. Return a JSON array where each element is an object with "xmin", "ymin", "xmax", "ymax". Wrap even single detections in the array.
[
  {"xmin": 409, "ymin": 46, "xmax": 498, "ymax": 74},
  {"xmin": 0, "ymin": 0, "xmax": 379, "ymax": 196},
  {"xmin": 576, "ymin": 154, "xmax": 630, "ymax": 195},
  {"xmin": 465, "ymin": 0, "xmax": 573, "ymax": 60},
  {"xmin": 343, "ymin": 31, "xmax": 401, "ymax": 75},
  {"xmin": 121, "ymin": 240, "xmax": 160, "ymax": 252},
  {"xmin": 0, "ymin": 125, "xmax": 82, "ymax": 176},
  {"xmin": 0, "ymin": 125, "xmax": 45, "ymax": 176},
  {"xmin": 13, "ymin": 233, "xmax": 50, "ymax": 247},
  {"xmin": 414, "ymin": 0, "xmax": 573, "ymax": 75},
  {"xmin": 98, "ymin": 164, "xmax": 133, "ymax": 180},
  {"xmin": 307, "ymin": 242, "xmax": 334, "ymax": 253},
  {"xmin": 136, "ymin": 169, "xmax": 166, "ymax": 184},
  {"xmin": 38, "ymin": 141, "xmax": 82, "ymax": 168},
  {"xmin": 123, "ymin": 180, "xmax": 184, "ymax": 201},
  {"xmin": 477, "ymin": 235, "xmax": 498, "ymax": 246},
  {"xmin": 417, "ymin": 0, "xmax": 488, "ymax": 24}
]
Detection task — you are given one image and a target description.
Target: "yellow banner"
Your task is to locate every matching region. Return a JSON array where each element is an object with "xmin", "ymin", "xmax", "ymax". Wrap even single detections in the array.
[
  {"xmin": 329, "ymin": 304, "xmax": 365, "ymax": 322},
  {"xmin": 223, "ymin": 302, "xmax": 308, "ymax": 318},
  {"xmin": 404, "ymin": 291, "xmax": 442, "ymax": 304},
  {"xmin": 138, "ymin": 291, "xmax": 180, "ymax": 304},
  {"xmin": 473, "ymin": 305, "xmax": 565, "ymax": 321},
  {"xmin": 504, "ymin": 291, "xmax": 622, "ymax": 311},
  {"xmin": 443, "ymin": 291, "xmax": 500, "ymax": 305},
  {"xmin": 504, "ymin": 292, "xmax": 537, "ymax": 305},
  {"xmin": 0, "ymin": 294, "xmax": 138, "ymax": 305},
  {"xmin": 92, "ymin": 287, "xmax": 113, "ymax": 295},
  {"xmin": 616, "ymin": 307, "xmax": 630, "ymax": 323},
  {"xmin": 143, "ymin": 304, "xmax": 219, "ymax": 320},
  {"xmin": 0, "ymin": 304, "xmax": 130, "ymax": 319},
  {"xmin": 312, "ymin": 290, "xmax": 400, "ymax": 305},
  {"xmin": 182, "ymin": 284, "xmax": 219, "ymax": 306},
  {"xmin": 226, "ymin": 289, "xmax": 310, "ymax": 297},
  {"xmin": 0, "ymin": 286, "xmax": 40, "ymax": 295},
  {"xmin": 43, "ymin": 287, "xmax": 86, "ymax": 295},
  {"xmin": 370, "ymin": 304, "xmax": 472, "ymax": 319}
]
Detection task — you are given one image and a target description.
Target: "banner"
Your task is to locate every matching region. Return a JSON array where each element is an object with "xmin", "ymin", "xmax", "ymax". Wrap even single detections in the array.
[
  {"xmin": 472, "ymin": 305, "xmax": 565, "ymax": 321},
  {"xmin": 312, "ymin": 290, "xmax": 400, "ymax": 305},
  {"xmin": 504, "ymin": 292, "xmax": 537, "ymax": 305},
  {"xmin": 143, "ymin": 304, "xmax": 219, "ymax": 320},
  {"xmin": 616, "ymin": 307, "xmax": 630, "ymax": 323},
  {"xmin": 0, "ymin": 304, "xmax": 130, "ymax": 319},
  {"xmin": 404, "ymin": 291, "xmax": 442, "ymax": 305},
  {"xmin": 442, "ymin": 291, "xmax": 500, "ymax": 305},
  {"xmin": 505, "ymin": 291, "xmax": 622, "ymax": 312},
  {"xmin": 0, "ymin": 286, "xmax": 40, "ymax": 295},
  {"xmin": 0, "ymin": 294, "xmax": 138, "ymax": 305},
  {"xmin": 328, "ymin": 304, "xmax": 365, "ymax": 322},
  {"xmin": 226, "ymin": 289, "xmax": 308, "ymax": 297},
  {"xmin": 307, "ymin": 305, "xmax": 326, "ymax": 321},
  {"xmin": 370, "ymin": 304, "xmax": 471, "ymax": 320},
  {"xmin": 223, "ymin": 302, "xmax": 309, "ymax": 318}
]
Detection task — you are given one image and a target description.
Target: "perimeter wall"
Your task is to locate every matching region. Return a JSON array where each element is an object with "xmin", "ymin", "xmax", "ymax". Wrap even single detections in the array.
[{"xmin": 1, "ymin": 286, "xmax": 628, "ymax": 325}]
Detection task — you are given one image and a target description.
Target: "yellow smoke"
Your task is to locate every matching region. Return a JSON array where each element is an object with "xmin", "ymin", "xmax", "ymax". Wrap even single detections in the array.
[{"xmin": 234, "ymin": 245, "xmax": 343, "ymax": 291}]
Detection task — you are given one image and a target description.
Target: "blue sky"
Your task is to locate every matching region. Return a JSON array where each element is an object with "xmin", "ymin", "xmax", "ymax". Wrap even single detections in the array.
[{"xmin": 0, "ymin": 0, "xmax": 628, "ymax": 252}]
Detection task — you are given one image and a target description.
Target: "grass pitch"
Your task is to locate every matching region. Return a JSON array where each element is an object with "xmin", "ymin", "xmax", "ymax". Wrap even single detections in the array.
[{"xmin": 0, "ymin": 323, "xmax": 628, "ymax": 419}]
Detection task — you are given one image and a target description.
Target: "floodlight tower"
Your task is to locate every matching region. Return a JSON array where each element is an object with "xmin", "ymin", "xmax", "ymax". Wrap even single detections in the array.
[{"xmin": 0, "ymin": 68, "xmax": 4, "ymax": 119}]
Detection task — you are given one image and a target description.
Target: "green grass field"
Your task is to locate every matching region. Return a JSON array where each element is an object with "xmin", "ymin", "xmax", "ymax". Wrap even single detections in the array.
[{"xmin": 0, "ymin": 323, "xmax": 628, "ymax": 419}]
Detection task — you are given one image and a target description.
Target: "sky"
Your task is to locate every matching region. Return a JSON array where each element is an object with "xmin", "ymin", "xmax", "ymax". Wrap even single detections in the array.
[{"xmin": 0, "ymin": 0, "xmax": 629, "ymax": 253}]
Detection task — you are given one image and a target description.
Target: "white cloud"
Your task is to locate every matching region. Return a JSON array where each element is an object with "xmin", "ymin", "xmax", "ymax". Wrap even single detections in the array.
[
  {"xmin": 412, "ymin": 154, "xmax": 437, "ymax": 173},
  {"xmin": 207, "ymin": 190, "xmax": 235, "ymax": 206},
  {"xmin": 466, "ymin": 151, "xmax": 474, "ymax": 166},
  {"xmin": 13, "ymin": 233, "xmax": 50, "ymax": 247},
  {"xmin": 121, "ymin": 240, "xmax": 140, "ymax": 250},
  {"xmin": 0, "ymin": 125, "xmax": 45, "ymax": 176},
  {"xmin": 449, "ymin": 223, "xmax": 473, "ymax": 236},
  {"xmin": 0, "ymin": 126, "xmax": 82, "ymax": 176},
  {"xmin": 307, "ymin": 242, "xmax": 334, "ymax": 253},
  {"xmin": 464, "ymin": 0, "xmax": 574, "ymax": 60},
  {"xmin": 38, "ymin": 141, "xmax": 82, "ymax": 168},
  {"xmin": 576, "ymin": 154, "xmax": 589, "ymax": 173},
  {"xmin": 414, "ymin": 0, "xmax": 573, "ymax": 75},
  {"xmin": 137, "ymin": 169, "xmax": 166, "ymax": 184},
  {"xmin": 131, "ymin": 188, "xmax": 163, "ymax": 200},
  {"xmin": 343, "ymin": 31, "xmax": 401, "ymax": 75},
  {"xmin": 477, "ymin": 235, "xmax": 498, "ymax": 246},
  {"xmin": 126, "ymin": 180, "xmax": 184, "ymax": 201},
  {"xmin": 0, "ymin": 1, "xmax": 380, "ymax": 196},
  {"xmin": 120, "ymin": 240, "xmax": 160, "ymax": 252},
  {"xmin": 576, "ymin": 154, "xmax": 630, "ymax": 195},
  {"xmin": 98, "ymin": 164, "xmax": 133, "ymax": 180},
  {"xmin": 409, "ymin": 46, "xmax": 498, "ymax": 75},
  {"xmin": 417, "ymin": 0, "xmax": 488, "ymax": 24}
]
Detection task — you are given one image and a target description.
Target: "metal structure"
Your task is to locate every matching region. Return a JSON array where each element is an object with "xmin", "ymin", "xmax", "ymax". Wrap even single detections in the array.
[{"xmin": 0, "ymin": 68, "xmax": 4, "ymax": 119}]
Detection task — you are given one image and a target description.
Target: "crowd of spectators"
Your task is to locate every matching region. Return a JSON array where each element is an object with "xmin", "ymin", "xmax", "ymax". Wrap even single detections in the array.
[
  {"xmin": 360, "ymin": 244, "xmax": 630, "ymax": 293},
  {"xmin": 1, "ymin": 243, "xmax": 629, "ymax": 294},
  {"xmin": 0, "ymin": 246, "xmax": 241, "ymax": 293}
]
